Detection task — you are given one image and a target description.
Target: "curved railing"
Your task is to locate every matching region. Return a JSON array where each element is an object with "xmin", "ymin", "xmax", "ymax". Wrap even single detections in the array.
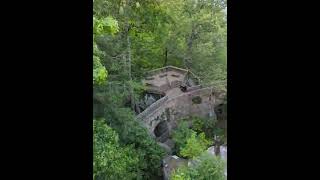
[
  {"xmin": 186, "ymin": 85, "xmax": 202, "ymax": 92},
  {"xmin": 145, "ymin": 66, "xmax": 188, "ymax": 76},
  {"xmin": 145, "ymin": 66, "xmax": 201, "ymax": 84},
  {"xmin": 136, "ymin": 96, "xmax": 169, "ymax": 121}
]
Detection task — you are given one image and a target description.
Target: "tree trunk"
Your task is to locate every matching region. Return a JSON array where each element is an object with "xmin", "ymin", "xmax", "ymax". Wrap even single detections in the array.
[
  {"xmin": 183, "ymin": 24, "xmax": 196, "ymax": 69},
  {"xmin": 126, "ymin": 29, "xmax": 135, "ymax": 110},
  {"xmin": 214, "ymin": 135, "xmax": 221, "ymax": 156},
  {"xmin": 135, "ymin": 103, "xmax": 141, "ymax": 114},
  {"xmin": 125, "ymin": 0, "xmax": 135, "ymax": 111},
  {"xmin": 163, "ymin": 47, "xmax": 168, "ymax": 67},
  {"xmin": 215, "ymin": 144, "xmax": 221, "ymax": 156}
]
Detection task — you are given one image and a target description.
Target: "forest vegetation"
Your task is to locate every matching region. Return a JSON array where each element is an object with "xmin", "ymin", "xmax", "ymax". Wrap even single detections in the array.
[{"xmin": 93, "ymin": 0, "xmax": 227, "ymax": 179}]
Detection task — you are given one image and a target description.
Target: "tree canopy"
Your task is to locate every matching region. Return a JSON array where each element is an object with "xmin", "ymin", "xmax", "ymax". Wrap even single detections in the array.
[
  {"xmin": 171, "ymin": 152, "xmax": 225, "ymax": 180},
  {"xmin": 93, "ymin": 119, "xmax": 139, "ymax": 180}
]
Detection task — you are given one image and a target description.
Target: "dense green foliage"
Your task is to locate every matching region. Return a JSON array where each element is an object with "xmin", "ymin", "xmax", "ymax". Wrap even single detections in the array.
[
  {"xmin": 93, "ymin": 16, "xmax": 119, "ymax": 85},
  {"xmin": 94, "ymin": 105, "xmax": 165, "ymax": 179},
  {"xmin": 93, "ymin": 120, "xmax": 139, "ymax": 180},
  {"xmin": 191, "ymin": 116, "xmax": 217, "ymax": 139},
  {"xmin": 180, "ymin": 132, "xmax": 211, "ymax": 158},
  {"xmin": 93, "ymin": 0, "xmax": 227, "ymax": 85},
  {"xmin": 93, "ymin": 0, "xmax": 227, "ymax": 179},
  {"xmin": 171, "ymin": 118, "xmax": 225, "ymax": 179},
  {"xmin": 172, "ymin": 121, "xmax": 194, "ymax": 155},
  {"xmin": 93, "ymin": 114, "xmax": 165, "ymax": 179},
  {"xmin": 106, "ymin": 108, "xmax": 166, "ymax": 179},
  {"xmin": 171, "ymin": 153, "xmax": 225, "ymax": 180},
  {"xmin": 172, "ymin": 121, "xmax": 211, "ymax": 158}
]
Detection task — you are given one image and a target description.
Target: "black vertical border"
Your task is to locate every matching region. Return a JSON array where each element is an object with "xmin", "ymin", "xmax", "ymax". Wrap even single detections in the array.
[{"xmin": 0, "ymin": 0, "xmax": 93, "ymax": 179}]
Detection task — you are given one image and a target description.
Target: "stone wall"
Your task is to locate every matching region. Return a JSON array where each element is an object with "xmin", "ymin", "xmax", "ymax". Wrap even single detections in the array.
[
  {"xmin": 186, "ymin": 85, "xmax": 202, "ymax": 92},
  {"xmin": 137, "ymin": 87, "xmax": 222, "ymax": 138},
  {"xmin": 169, "ymin": 80, "xmax": 182, "ymax": 89},
  {"xmin": 145, "ymin": 66, "xmax": 200, "ymax": 85}
]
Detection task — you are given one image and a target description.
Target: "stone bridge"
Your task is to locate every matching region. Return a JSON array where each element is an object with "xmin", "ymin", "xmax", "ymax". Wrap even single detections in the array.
[{"xmin": 136, "ymin": 66, "xmax": 226, "ymax": 143}]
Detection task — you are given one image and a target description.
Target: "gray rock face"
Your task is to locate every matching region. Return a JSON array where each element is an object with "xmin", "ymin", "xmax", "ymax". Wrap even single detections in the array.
[
  {"xmin": 162, "ymin": 155, "xmax": 188, "ymax": 180},
  {"xmin": 186, "ymin": 78, "xmax": 195, "ymax": 87},
  {"xmin": 145, "ymin": 94, "xmax": 156, "ymax": 106},
  {"xmin": 220, "ymin": 146, "xmax": 227, "ymax": 161},
  {"xmin": 158, "ymin": 142, "xmax": 172, "ymax": 154},
  {"xmin": 163, "ymin": 139, "xmax": 175, "ymax": 150},
  {"xmin": 139, "ymin": 94, "xmax": 158, "ymax": 110}
]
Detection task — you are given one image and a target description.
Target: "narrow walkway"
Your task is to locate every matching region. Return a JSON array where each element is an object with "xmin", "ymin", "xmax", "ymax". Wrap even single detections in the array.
[
  {"xmin": 165, "ymin": 87, "xmax": 183, "ymax": 98},
  {"xmin": 144, "ymin": 71, "xmax": 185, "ymax": 88}
]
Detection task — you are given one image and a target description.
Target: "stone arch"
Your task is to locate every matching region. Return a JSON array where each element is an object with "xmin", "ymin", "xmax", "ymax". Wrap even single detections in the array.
[
  {"xmin": 215, "ymin": 104, "xmax": 224, "ymax": 114},
  {"xmin": 215, "ymin": 103, "xmax": 227, "ymax": 130},
  {"xmin": 215, "ymin": 103, "xmax": 226, "ymax": 117},
  {"xmin": 154, "ymin": 121, "xmax": 170, "ymax": 142}
]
